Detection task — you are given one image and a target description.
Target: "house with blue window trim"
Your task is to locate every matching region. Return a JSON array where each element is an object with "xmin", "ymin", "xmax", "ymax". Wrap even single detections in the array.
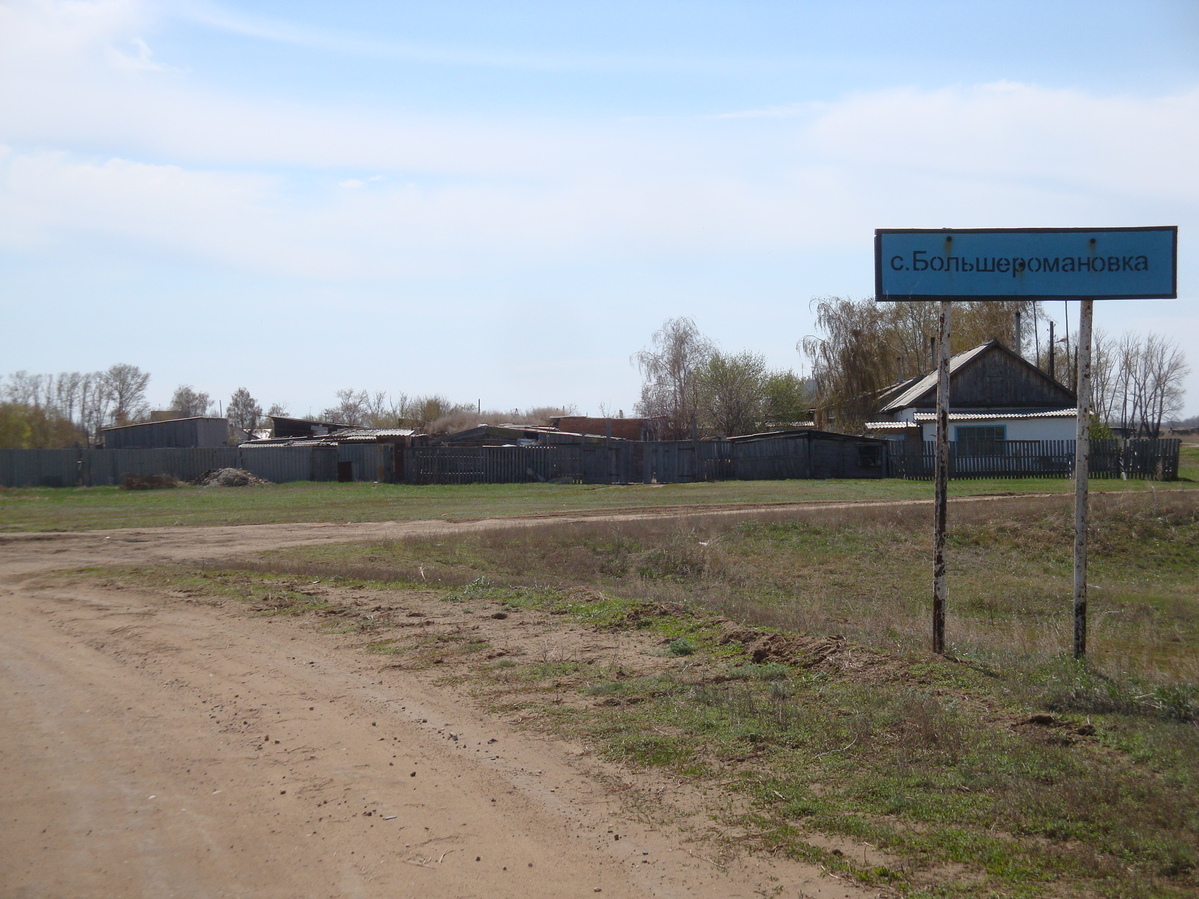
[{"xmin": 865, "ymin": 339, "xmax": 1077, "ymax": 446}]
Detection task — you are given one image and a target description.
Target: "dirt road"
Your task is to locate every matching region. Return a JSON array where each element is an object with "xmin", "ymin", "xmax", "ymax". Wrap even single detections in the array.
[{"xmin": 0, "ymin": 517, "xmax": 884, "ymax": 899}]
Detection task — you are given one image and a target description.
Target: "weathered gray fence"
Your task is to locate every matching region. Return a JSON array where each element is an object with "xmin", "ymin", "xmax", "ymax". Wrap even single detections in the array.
[
  {"xmin": 12, "ymin": 438, "xmax": 1170, "ymax": 487},
  {"xmin": 0, "ymin": 445, "xmax": 343, "ymax": 487},
  {"xmin": 3, "ymin": 436, "xmax": 895, "ymax": 487},
  {"xmin": 888, "ymin": 438, "xmax": 1180, "ymax": 480},
  {"xmin": 335, "ymin": 444, "xmax": 396, "ymax": 483}
]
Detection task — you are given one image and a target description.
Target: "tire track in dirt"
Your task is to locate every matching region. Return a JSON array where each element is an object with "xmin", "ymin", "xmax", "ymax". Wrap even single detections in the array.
[{"xmin": 0, "ymin": 502, "xmax": 922, "ymax": 898}]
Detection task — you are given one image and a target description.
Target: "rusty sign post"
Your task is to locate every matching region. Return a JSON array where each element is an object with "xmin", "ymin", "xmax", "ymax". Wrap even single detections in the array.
[
  {"xmin": 1073, "ymin": 299, "xmax": 1094, "ymax": 658},
  {"xmin": 876, "ymin": 227, "xmax": 1177, "ymax": 658},
  {"xmin": 932, "ymin": 300, "xmax": 951, "ymax": 654}
]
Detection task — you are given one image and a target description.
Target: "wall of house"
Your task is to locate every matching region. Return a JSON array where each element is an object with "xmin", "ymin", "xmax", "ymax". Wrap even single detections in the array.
[
  {"xmin": 947, "ymin": 350, "xmax": 1075, "ymax": 409},
  {"xmin": 917, "ymin": 417, "xmax": 1076, "ymax": 442}
]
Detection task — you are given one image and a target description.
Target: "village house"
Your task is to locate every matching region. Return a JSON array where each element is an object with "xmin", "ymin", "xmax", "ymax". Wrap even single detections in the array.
[{"xmin": 865, "ymin": 339, "xmax": 1077, "ymax": 448}]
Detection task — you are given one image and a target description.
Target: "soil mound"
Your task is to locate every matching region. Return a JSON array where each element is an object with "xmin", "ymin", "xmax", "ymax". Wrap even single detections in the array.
[
  {"xmin": 120, "ymin": 474, "xmax": 183, "ymax": 490},
  {"xmin": 193, "ymin": 468, "xmax": 271, "ymax": 487}
]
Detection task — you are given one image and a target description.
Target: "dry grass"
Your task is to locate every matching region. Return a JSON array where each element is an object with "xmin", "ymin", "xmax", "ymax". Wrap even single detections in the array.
[
  {"xmin": 261, "ymin": 492, "xmax": 1199, "ymax": 684},
  {"xmin": 92, "ymin": 491, "xmax": 1199, "ymax": 896}
]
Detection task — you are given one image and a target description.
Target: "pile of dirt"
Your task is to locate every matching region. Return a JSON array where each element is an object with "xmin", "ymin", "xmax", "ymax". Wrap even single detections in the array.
[
  {"xmin": 192, "ymin": 468, "xmax": 271, "ymax": 488},
  {"xmin": 120, "ymin": 474, "xmax": 183, "ymax": 490}
]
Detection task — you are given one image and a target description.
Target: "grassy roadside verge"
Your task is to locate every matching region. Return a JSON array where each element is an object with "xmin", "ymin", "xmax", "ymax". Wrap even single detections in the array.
[
  {"xmin": 76, "ymin": 490, "xmax": 1199, "ymax": 897},
  {"xmin": 3, "ymin": 449, "xmax": 1197, "ymax": 533}
]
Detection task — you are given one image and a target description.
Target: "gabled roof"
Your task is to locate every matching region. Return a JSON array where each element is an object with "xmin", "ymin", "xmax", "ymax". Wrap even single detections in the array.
[
  {"xmin": 880, "ymin": 342, "xmax": 994, "ymax": 413},
  {"xmin": 879, "ymin": 339, "xmax": 1074, "ymax": 414},
  {"xmin": 729, "ymin": 428, "xmax": 883, "ymax": 445}
]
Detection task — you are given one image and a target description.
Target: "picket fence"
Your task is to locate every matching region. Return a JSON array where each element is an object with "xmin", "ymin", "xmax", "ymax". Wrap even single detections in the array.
[{"xmin": 887, "ymin": 438, "xmax": 1180, "ymax": 481}]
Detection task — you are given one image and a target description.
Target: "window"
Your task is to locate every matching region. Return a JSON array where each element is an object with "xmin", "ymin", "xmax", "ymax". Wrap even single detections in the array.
[{"xmin": 955, "ymin": 425, "xmax": 1005, "ymax": 454}]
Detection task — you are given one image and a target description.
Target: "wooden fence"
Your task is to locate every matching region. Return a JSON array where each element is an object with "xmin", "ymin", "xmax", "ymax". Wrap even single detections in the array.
[
  {"xmin": 400, "ymin": 443, "xmax": 637, "ymax": 485},
  {"xmin": 12, "ymin": 435, "xmax": 1173, "ymax": 487},
  {"xmin": 888, "ymin": 438, "xmax": 1180, "ymax": 481},
  {"xmin": 401, "ymin": 435, "xmax": 885, "ymax": 485}
]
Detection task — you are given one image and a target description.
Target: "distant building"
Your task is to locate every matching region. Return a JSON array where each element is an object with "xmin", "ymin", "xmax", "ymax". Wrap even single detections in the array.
[{"xmin": 101, "ymin": 417, "xmax": 230, "ymax": 449}]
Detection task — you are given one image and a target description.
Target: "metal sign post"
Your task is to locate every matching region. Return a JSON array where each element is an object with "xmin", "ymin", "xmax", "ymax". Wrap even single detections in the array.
[
  {"xmin": 932, "ymin": 300, "xmax": 951, "ymax": 654},
  {"xmin": 1073, "ymin": 299, "xmax": 1094, "ymax": 658},
  {"xmin": 875, "ymin": 227, "xmax": 1176, "ymax": 659}
]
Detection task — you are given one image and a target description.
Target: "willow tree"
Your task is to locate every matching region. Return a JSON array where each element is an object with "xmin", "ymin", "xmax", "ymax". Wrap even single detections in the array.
[
  {"xmin": 801, "ymin": 296, "xmax": 1036, "ymax": 433},
  {"xmin": 633, "ymin": 317, "xmax": 714, "ymax": 439}
]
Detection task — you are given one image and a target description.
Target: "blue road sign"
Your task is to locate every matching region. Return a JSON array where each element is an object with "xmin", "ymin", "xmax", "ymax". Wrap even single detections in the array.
[{"xmin": 875, "ymin": 227, "xmax": 1177, "ymax": 300}]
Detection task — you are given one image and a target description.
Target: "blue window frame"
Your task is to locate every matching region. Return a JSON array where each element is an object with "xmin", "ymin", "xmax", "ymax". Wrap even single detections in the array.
[{"xmin": 955, "ymin": 425, "xmax": 1006, "ymax": 454}]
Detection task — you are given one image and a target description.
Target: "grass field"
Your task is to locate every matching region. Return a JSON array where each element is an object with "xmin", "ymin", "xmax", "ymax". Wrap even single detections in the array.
[
  {"xmin": 59, "ymin": 483, "xmax": 1199, "ymax": 897},
  {"xmin": 12, "ymin": 449, "xmax": 1199, "ymax": 896},
  {"xmin": 2, "ymin": 440, "xmax": 1197, "ymax": 533}
]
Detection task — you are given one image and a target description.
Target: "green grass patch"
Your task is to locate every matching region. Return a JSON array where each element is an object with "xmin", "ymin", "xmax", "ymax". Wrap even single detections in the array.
[
  {"xmin": 54, "ymin": 486, "xmax": 1199, "ymax": 897},
  {"xmin": 5, "ymin": 471, "xmax": 1196, "ymax": 533}
]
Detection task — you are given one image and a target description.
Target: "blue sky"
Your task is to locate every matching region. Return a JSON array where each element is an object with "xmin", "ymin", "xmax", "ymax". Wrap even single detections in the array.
[{"xmin": 2, "ymin": 0, "xmax": 1198, "ymax": 418}]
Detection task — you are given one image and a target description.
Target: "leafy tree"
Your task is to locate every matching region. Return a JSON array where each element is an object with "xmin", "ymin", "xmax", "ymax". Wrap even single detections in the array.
[
  {"xmin": 103, "ymin": 363, "xmax": 150, "ymax": 425},
  {"xmin": 696, "ymin": 350, "xmax": 768, "ymax": 437},
  {"xmin": 227, "ymin": 387, "xmax": 262, "ymax": 431},
  {"xmin": 0, "ymin": 402, "xmax": 84, "ymax": 448},
  {"xmin": 169, "ymin": 385, "xmax": 211, "ymax": 418},
  {"xmin": 762, "ymin": 369, "xmax": 812, "ymax": 428},
  {"xmin": 633, "ymin": 317, "xmax": 714, "ymax": 439}
]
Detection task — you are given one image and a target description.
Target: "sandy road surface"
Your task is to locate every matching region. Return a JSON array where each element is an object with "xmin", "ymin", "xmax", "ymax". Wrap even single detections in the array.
[{"xmin": 0, "ymin": 508, "xmax": 944, "ymax": 898}]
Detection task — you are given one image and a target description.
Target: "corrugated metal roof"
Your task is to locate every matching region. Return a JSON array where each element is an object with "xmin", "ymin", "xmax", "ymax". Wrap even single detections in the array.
[
  {"xmin": 328, "ymin": 428, "xmax": 415, "ymax": 440},
  {"xmin": 910, "ymin": 408, "xmax": 1077, "ymax": 422},
  {"xmin": 102, "ymin": 416, "xmax": 226, "ymax": 432},
  {"xmin": 864, "ymin": 421, "xmax": 919, "ymax": 431}
]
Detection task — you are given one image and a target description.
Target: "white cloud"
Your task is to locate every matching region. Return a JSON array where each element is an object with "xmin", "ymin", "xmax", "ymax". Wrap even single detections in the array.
[
  {"xmin": 806, "ymin": 82, "xmax": 1199, "ymax": 207},
  {"xmin": 107, "ymin": 35, "xmax": 173, "ymax": 72}
]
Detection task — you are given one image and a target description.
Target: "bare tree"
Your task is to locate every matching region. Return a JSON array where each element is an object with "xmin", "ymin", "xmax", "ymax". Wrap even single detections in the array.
[
  {"xmin": 1093, "ymin": 331, "xmax": 1188, "ymax": 437},
  {"xmin": 363, "ymin": 391, "xmax": 405, "ymax": 428},
  {"xmin": 633, "ymin": 317, "xmax": 714, "ymax": 439},
  {"xmin": 227, "ymin": 387, "xmax": 263, "ymax": 431},
  {"xmin": 2, "ymin": 371, "xmax": 48, "ymax": 408},
  {"xmin": 103, "ymin": 364, "xmax": 150, "ymax": 425},
  {"xmin": 1133, "ymin": 334, "xmax": 1188, "ymax": 437},
  {"xmin": 321, "ymin": 389, "xmax": 370, "ymax": 426},
  {"xmin": 54, "ymin": 372, "xmax": 85, "ymax": 429},
  {"xmin": 79, "ymin": 373, "xmax": 109, "ymax": 443},
  {"xmin": 170, "ymin": 385, "xmax": 212, "ymax": 418}
]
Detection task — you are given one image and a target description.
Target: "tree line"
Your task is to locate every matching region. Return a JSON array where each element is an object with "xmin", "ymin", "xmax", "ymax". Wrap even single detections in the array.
[
  {"xmin": 632, "ymin": 317, "xmax": 811, "ymax": 439},
  {"xmin": 3, "ymin": 306, "xmax": 1187, "ymax": 451},
  {"xmin": 798, "ymin": 297, "xmax": 1189, "ymax": 437},
  {"xmin": 0, "ymin": 366, "xmax": 574, "ymax": 449},
  {"xmin": 1, "ymin": 364, "xmax": 152, "ymax": 450}
]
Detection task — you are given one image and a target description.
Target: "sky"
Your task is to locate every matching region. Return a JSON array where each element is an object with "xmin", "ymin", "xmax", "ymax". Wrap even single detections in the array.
[{"xmin": 2, "ymin": 0, "xmax": 1198, "ymax": 420}]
